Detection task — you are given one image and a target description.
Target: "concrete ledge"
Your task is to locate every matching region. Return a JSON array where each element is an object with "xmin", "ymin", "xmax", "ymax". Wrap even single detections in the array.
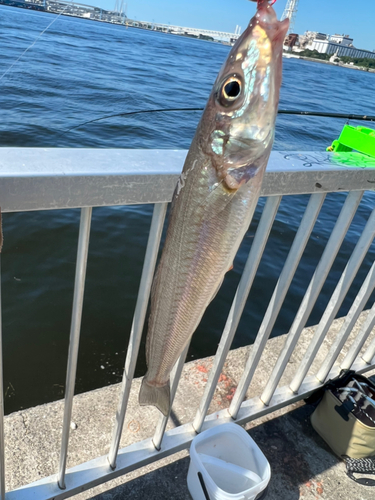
[{"xmin": 4, "ymin": 311, "xmax": 375, "ymax": 499}]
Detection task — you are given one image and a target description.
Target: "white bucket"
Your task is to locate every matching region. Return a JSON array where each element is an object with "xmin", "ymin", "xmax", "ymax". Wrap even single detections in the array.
[{"xmin": 187, "ymin": 423, "xmax": 271, "ymax": 500}]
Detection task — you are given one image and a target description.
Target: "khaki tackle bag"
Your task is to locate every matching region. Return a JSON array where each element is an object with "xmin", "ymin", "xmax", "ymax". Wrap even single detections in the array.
[{"xmin": 306, "ymin": 370, "xmax": 375, "ymax": 485}]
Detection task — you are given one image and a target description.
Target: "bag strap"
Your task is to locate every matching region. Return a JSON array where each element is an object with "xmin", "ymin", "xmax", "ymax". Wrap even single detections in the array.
[
  {"xmin": 352, "ymin": 374, "xmax": 375, "ymax": 392},
  {"xmin": 346, "ymin": 457, "xmax": 375, "ymax": 486},
  {"xmin": 305, "ymin": 369, "xmax": 356, "ymax": 406},
  {"xmin": 305, "ymin": 370, "xmax": 375, "ymax": 407}
]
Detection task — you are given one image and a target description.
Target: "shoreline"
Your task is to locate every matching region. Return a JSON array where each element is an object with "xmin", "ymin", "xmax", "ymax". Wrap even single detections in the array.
[
  {"xmin": 0, "ymin": 2, "xmax": 233, "ymax": 45},
  {"xmin": 283, "ymin": 52, "xmax": 375, "ymax": 73}
]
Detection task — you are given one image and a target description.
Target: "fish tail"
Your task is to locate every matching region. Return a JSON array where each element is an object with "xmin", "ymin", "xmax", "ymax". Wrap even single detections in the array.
[{"xmin": 139, "ymin": 377, "xmax": 171, "ymax": 417}]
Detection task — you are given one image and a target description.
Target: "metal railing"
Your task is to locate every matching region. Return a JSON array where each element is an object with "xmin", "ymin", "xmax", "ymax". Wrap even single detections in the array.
[{"xmin": 1, "ymin": 148, "xmax": 375, "ymax": 499}]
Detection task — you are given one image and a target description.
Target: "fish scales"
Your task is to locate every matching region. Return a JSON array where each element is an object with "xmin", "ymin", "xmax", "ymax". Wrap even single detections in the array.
[
  {"xmin": 147, "ymin": 155, "xmax": 258, "ymax": 375},
  {"xmin": 139, "ymin": 0, "xmax": 289, "ymax": 416}
]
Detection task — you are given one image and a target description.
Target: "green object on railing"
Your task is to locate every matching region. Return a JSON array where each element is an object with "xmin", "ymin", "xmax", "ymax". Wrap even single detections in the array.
[{"xmin": 327, "ymin": 124, "xmax": 375, "ymax": 158}]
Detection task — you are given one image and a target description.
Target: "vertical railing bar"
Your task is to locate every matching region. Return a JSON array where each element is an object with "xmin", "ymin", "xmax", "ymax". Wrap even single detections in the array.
[
  {"xmin": 290, "ymin": 205, "xmax": 375, "ymax": 392},
  {"xmin": 317, "ymin": 261, "xmax": 375, "ymax": 382},
  {"xmin": 261, "ymin": 190, "xmax": 363, "ymax": 406},
  {"xmin": 0, "ymin": 254, "xmax": 6, "ymax": 500},
  {"xmin": 152, "ymin": 342, "xmax": 190, "ymax": 451},
  {"xmin": 340, "ymin": 301, "xmax": 375, "ymax": 370},
  {"xmin": 108, "ymin": 202, "xmax": 168, "ymax": 470},
  {"xmin": 58, "ymin": 207, "xmax": 92, "ymax": 490},
  {"xmin": 362, "ymin": 320, "xmax": 375, "ymax": 364},
  {"xmin": 193, "ymin": 196, "xmax": 282, "ymax": 433},
  {"xmin": 229, "ymin": 193, "xmax": 325, "ymax": 419}
]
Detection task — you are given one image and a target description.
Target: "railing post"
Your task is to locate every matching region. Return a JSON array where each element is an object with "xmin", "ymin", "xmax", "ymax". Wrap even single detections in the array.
[
  {"xmin": 261, "ymin": 191, "xmax": 363, "ymax": 405},
  {"xmin": 341, "ymin": 301, "xmax": 375, "ymax": 370},
  {"xmin": 152, "ymin": 343, "xmax": 190, "ymax": 451},
  {"xmin": 229, "ymin": 193, "xmax": 325, "ymax": 419},
  {"xmin": 0, "ymin": 255, "xmax": 5, "ymax": 500},
  {"xmin": 193, "ymin": 196, "xmax": 281, "ymax": 433},
  {"xmin": 108, "ymin": 203, "xmax": 167, "ymax": 469},
  {"xmin": 362, "ymin": 324, "xmax": 375, "ymax": 365},
  {"xmin": 317, "ymin": 260, "xmax": 375, "ymax": 382},
  {"xmin": 58, "ymin": 207, "xmax": 92, "ymax": 489},
  {"xmin": 290, "ymin": 204, "xmax": 375, "ymax": 393}
]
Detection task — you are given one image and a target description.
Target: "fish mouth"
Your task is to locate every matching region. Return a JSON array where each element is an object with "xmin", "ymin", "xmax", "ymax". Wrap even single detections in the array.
[
  {"xmin": 268, "ymin": 18, "xmax": 290, "ymax": 45},
  {"xmin": 252, "ymin": 0, "xmax": 290, "ymax": 45}
]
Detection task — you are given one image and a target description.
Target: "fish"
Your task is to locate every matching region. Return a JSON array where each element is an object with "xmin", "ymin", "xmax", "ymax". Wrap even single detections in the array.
[{"xmin": 139, "ymin": 0, "xmax": 289, "ymax": 416}]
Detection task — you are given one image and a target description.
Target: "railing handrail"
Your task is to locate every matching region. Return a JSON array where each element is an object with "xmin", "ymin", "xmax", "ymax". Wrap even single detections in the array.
[
  {"xmin": 1, "ymin": 149, "xmax": 375, "ymax": 212},
  {"xmin": 0, "ymin": 148, "xmax": 375, "ymax": 499}
]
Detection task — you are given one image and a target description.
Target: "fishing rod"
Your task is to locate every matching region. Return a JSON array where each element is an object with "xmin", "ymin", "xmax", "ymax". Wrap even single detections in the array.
[
  {"xmin": 278, "ymin": 110, "xmax": 375, "ymax": 121},
  {"xmin": 64, "ymin": 108, "xmax": 375, "ymax": 135}
]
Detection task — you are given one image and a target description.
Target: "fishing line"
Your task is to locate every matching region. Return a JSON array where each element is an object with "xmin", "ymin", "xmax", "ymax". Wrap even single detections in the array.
[
  {"xmin": 63, "ymin": 107, "xmax": 206, "ymax": 134},
  {"xmin": 63, "ymin": 108, "xmax": 375, "ymax": 135},
  {"xmin": 0, "ymin": 3, "xmax": 70, "ymax": 82}
]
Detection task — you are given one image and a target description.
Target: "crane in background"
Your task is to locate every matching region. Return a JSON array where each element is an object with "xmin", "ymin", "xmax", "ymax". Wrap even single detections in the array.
[
  {"xmin": 281, "ymin": 0, "xmax": 299, "ymax": 34},
  {"xmin": 114, "ymin": 0, "xmax": 127, "ymax": 21}
]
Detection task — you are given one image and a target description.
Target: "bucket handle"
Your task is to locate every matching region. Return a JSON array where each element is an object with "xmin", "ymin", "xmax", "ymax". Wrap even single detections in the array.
[{"xmin": 198, "ymin": 472, "xmax": 211, "ymax": 500}]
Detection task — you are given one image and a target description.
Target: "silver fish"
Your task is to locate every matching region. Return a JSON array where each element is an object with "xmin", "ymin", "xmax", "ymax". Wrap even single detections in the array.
[{"xmin": 139, "ymin": 0, "xmax": 289, "ymax": 416}]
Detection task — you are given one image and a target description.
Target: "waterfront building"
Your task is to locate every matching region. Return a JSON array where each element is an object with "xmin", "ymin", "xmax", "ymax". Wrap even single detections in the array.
[
  {"xmin": 284, "ymin": 33, "xmax": 299, "ymax": 49},
  {"xmin": 330, "ymin": 34, "xmax": 353, "ymax": 46},
  {"xmin": 306, "ymin": 32, "xmax": 375, "ymax": 60},
  {"xmin": 315, "ymin": 32, "xmax": 329, "ymax": 41},
  {"xmin": 298, "ymin": 31, "xmax": 327, "ymax": 49}
]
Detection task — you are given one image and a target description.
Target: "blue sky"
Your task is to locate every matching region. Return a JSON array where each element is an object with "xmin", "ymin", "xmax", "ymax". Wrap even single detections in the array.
[{"xmin": 93, "ymin": 0, "xmax": 375, "ymax": 51}]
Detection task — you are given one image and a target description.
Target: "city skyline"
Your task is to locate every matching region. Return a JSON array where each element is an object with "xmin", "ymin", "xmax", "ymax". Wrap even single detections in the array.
[{"xmin": 90, "ymin": 0, "xmax": 375, "ymax": 52}]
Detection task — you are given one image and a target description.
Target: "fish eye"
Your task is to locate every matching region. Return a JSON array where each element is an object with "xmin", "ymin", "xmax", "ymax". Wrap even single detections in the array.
[
  {"xmin": 218, "ymin": 76, "xmax": 243, "ymax": 107},
  {"xmin": 224, "ymin": 80, "xmax": 241, "ymax": 99}
]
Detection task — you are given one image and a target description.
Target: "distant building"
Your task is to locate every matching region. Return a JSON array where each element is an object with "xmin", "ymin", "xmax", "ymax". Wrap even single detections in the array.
[
  {"xmin": 315, "ymin": 32, "xmax": 329, "ymax": 41},
  {"xmin": 298, "ymin": 31, "xmax": 327, "ymax": 48},
  {"xmin": 284, "ymin": 33, "xmax": 299, "ymax": 49},
  {"xmin": 304, "ymin": 31, "xmax": 375, "ymax": 60},
  {"xmin": 330, "ymin": 34, "xmax": 353, "ymax": 46}
]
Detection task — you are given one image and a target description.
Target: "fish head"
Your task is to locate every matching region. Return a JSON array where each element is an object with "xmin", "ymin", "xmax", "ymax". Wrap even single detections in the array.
[{"xmin": 200, "ymin": 0, "xmax": 289, "ymax": 190}]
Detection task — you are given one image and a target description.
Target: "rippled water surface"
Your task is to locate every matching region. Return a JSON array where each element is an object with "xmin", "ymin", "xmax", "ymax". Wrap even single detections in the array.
[{"xmin": 1, "ymin": 5, "xmax": 375, "ymax": 413}]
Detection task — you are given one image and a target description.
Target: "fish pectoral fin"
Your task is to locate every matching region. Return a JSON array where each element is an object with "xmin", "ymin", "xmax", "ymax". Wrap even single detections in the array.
[
  {"xmin": 139, "ymin": 377, "xmax": 171, "ymax": 417},
  {"xmin": 200, "ymin": 181, "xmax": 238, "ymax": 218}
]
